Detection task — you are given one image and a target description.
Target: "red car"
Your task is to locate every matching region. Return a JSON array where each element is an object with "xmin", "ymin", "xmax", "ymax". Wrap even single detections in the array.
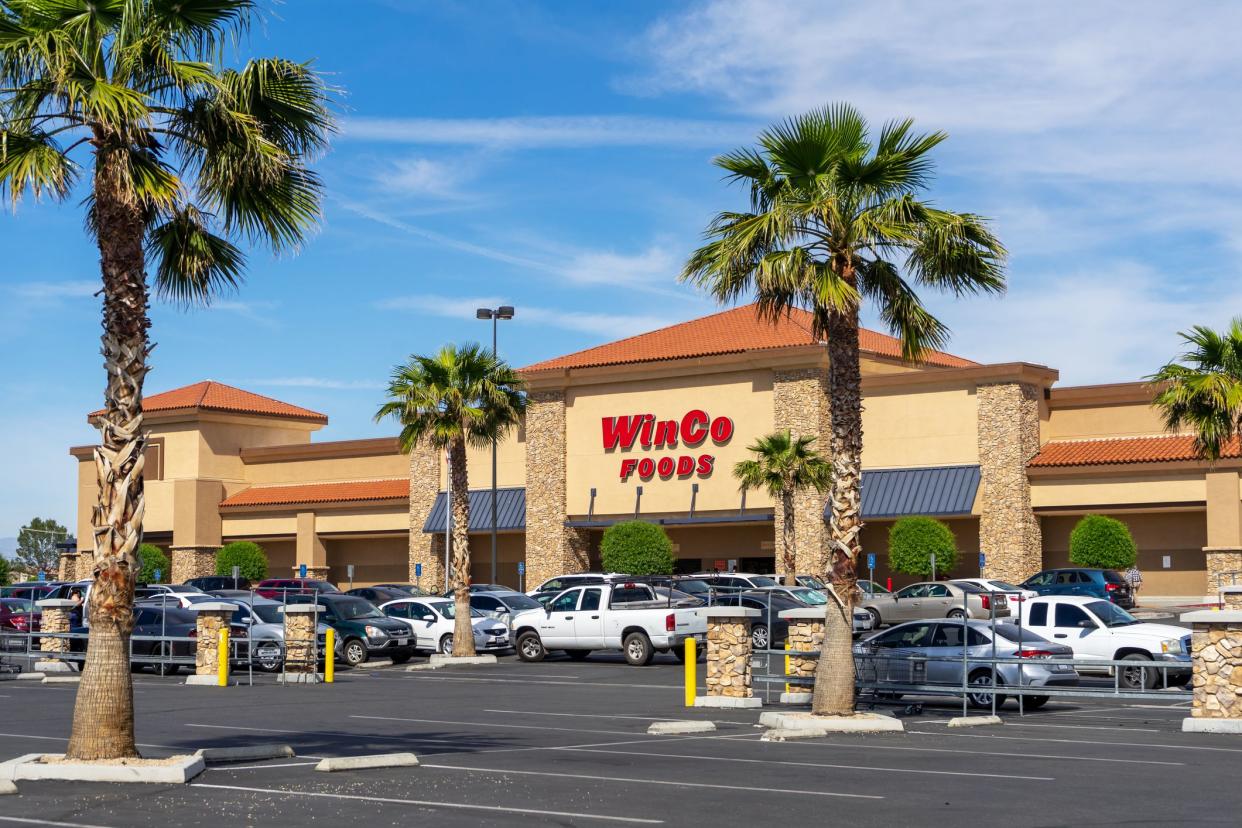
[
  {"xmin": 0, "ymin": 598, "xmax": 41, "ymax": 633},
  {"xmin": 254, "ymin": 578, "xmax": 340, "ymax": 600}
]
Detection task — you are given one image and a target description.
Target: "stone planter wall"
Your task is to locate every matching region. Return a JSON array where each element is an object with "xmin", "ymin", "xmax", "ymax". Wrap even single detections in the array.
[
  {"xmin": 290, "ymin": 566, "xmax": 330, "ymax": 581},
  {"xmin": 1222, "ymin": 587, "xmax": 1242, "ymax": 610},
  {"xmin": 191, "ymin": 605, "xmax": 236, "ymax": 677},
  {"xmin": 283, "ymin": 606, "xmax": 321, "ymax": 675},
  {"xmin": 704, "ymin": 609, "xmax": 757, "ymax": 698},
  {"xmin": 36, "ymin": 600, "xmax": 74, "ymax": 659},
  {"xmin": 170, "ymin": 546, "xmax": 216, "ymax": 583},
  {"xmin": 1207, "ymin": 548, "xmax": 1242, "ymax": 594},
  {"xmin": 784, "ymin": 614, "xmax": 825, "ymax": 681},
  {"xmin": 1187, "ymin": 613, "xmax": 1242, "ymax": 720}
]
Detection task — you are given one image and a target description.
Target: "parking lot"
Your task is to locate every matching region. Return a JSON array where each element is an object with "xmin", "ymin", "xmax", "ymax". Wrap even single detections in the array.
[{"xmin": 1, "ymin": 652, "xmax": 1237, "ymax": 827}]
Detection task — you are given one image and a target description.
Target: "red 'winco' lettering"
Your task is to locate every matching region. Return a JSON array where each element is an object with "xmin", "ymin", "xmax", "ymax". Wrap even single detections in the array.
[{"xmin": 605, "ymin": 410, "xmax": 733, "ymax": 480}]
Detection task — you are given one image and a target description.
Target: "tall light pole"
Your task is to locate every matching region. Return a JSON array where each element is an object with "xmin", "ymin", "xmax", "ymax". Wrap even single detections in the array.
[{"xmin": 476, "ymin": 305, "xmax": 515, "ymax": 585}]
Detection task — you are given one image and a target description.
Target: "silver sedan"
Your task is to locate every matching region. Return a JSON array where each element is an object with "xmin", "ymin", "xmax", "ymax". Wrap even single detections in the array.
[{"xmin": 858, "ymin": 581, "xmax": 1009, "ymax": 627}]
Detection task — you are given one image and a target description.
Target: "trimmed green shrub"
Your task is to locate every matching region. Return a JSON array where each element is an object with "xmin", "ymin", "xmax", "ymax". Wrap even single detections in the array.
[
  {"xmin": 137, "ymin": 544, "xmax": 169, "ymax": 583},
  {"xmin": 888, "ymin": 516, "xmax": 958, "ymax": 577},
  {"xmin": 215, "ymin": 541, "xmax": 269, "ymax": 581},
  {"xmin": 599, "ymin": 521, "xmax": 675, "ymax": 576},
  {"xmin": 1069, "ymin": 514, "xmax": 1137, "ymax": 570}
]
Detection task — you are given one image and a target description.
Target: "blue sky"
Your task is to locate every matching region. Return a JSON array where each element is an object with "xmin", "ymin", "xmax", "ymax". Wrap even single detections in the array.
[{"xmin": 3, "ymin": 0, "xmax": 1242, "ymax": 538}]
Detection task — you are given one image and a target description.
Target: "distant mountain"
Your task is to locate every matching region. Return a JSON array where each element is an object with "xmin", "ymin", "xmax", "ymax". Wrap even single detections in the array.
[{"xmin": 0, "ymin": 537, "xmax": 16, "ymax": 559}]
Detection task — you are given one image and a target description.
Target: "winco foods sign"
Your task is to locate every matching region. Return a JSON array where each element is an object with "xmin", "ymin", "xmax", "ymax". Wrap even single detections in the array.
[{"xmin": 601, "ymin": 409, "xmax": 735, "ymax": 481}]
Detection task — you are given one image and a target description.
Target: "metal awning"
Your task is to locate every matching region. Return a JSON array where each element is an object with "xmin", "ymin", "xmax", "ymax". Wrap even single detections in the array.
[
  {"xmin": 852, "ymin": 465, "xmax": 980, "ymax": 519},
  {"xmin": 422, "ymin": 487, "xmax": 526, "ymax": 533}
]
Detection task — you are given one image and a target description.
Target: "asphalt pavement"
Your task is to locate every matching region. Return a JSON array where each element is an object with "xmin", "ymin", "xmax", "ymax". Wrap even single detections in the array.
[{"xmin": 0, "ymin": 650, "xmax": 1236, "ymax": 827}]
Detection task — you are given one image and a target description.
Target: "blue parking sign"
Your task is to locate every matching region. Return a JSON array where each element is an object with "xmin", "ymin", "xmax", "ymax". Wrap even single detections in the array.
[
  {"xmin": 979, "ymin": 552, "xmax": 986, "ymax": 569},
  {"xmin": 866, "ymin": 553, "xmax": 875, "ymax": 571},
  {"xmin": 415, "ymin": 563, "xmax": 423, "ymax": 578},
  {"xmin": 153, "ymin": 569, "xmax": 161, "ymax": 583},
  {"xmin": 518, "ymin": 561, "xmax": 525, "ymax": 575},
  {"xmin": 299, "ymin": 563, "xmax": 307, "ymax": 578}
]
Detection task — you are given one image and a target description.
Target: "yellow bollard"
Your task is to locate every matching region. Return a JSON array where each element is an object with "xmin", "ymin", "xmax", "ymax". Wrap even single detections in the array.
[
  {"xmin": 325, "ymin": 627, "xmax": 335, "ymax": 684},
  {"xmin": 684, "ymin": 637, "xmax": 696, "ymax": 707},
  {"xmin": 217, "ymin": 627, "xmax": 229, "ymax": 687},
  {"xmin": 784, "ymin": 639, "xmax": 791, "ymax": 695}
]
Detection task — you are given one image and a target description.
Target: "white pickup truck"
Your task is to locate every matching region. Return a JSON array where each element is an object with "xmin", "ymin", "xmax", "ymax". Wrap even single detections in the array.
[
  {"xmin": 1017, "ymin": 595, "xmax": 1191, "ymax": 690},
  {"xmin": 511, "ymin": 582, "xmax": 707, "ymax": 666}
]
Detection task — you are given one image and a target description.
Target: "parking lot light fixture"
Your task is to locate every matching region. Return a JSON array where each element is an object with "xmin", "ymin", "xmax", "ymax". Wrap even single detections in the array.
[{"xmin": 476, "ymin": 305, "xmax": 516, "ymax": 585}]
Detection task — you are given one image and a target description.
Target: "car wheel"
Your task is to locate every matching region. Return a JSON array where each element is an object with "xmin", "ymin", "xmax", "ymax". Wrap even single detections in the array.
[
  {"xmin": 1119, "ymin": 653, "xmax": 1157, "ymax": 690},
  {"xmin": 254, "ymin": 642, "xmax": 283, "ymax": 673},
  {"xmin": 967, "ymin": 670, "xmax": 1006, "ymax": 709},
  {"xmin": 343, "ymin": 638, "xmax": 368, "ymax": 667},
  {"xmin": 947, "ymin": 609, "xmax": 966, "ymax": 620},
  {"xmin": 1024, "ymin": 695, "xmax": 1050, "ymax": 710},
  {"xmin": 152, "ymin": 641, "xmax": 179, "ymax": 676},
  {"xmin": 565, "ymin": 649, "xmax": 591, "ymax": 661},
  {"xmin": 438, "ymin": 634, "xmax": 455, "ymax": 655},
  {"xmin": 867, "ymin": 608, "xmax": 882, "ymax": 629},
  {"xmin": 751, "ymin": 624, "xmax": 770, "ymax": 651},
  {"xmin": 517, "ymin": 631, "xmax": 545, "ymax": 662},
  {"xmin": 623, "ymin": 632, "xmax": 654, "ymax": 666}
]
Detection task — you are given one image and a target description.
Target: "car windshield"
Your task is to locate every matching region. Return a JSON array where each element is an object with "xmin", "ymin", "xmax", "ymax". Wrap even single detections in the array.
[
  {"xmin": 798, "ymin": 575, "xmax": 827, "ymax": 589},
  {"xmin": 749, "ymin": 576, "xmax": 779, "ymax": 587},
  {"xmin": 858, "ymin": 580, "xmax": 889, "ymax": 594},
  {"xmin": 992, "ymin": 624, "xmax": 1055, "ymax": 644},
  {"xmin": 1086, "ymin": 600, "xmax": 1138, "ymax": 627},
  {"xmin": 675, "ymin": 580, "xmax": 712, "ymax": 594},
  {"xmin": 497, "ymin": 594, "xmax": 542, "ymax": 611},
  {"xmin": 1, "ymin": 598, "xmax": 35, "ymax": 612},
  {"xmin": 1102, "ymin": 570, "xmax": 1127, "ymax": 585},
  {"xmin": 250, "ymin": 604, "xmax": 284, "ymax": 624},
  {"xmin": 430, "ymin": 601, "xmax": 486, "ymax": 619},
  {"xmin": 954, "ymin": 582, "xmax": 985, "ymax": 593},
  {"xmin": 789, "ymin": 588, "xmax": 827, "ymax": 605},
  {"xmin": 987, "ymin": 581, "xmax": 1022, "ymax": 591},
  {"xmin": 332, "ymin": 599, "xmax": 384, "ymax": 620}
]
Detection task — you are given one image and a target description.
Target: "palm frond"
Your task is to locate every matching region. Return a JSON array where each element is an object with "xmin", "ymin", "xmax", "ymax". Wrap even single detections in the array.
[
  {"xmin": 0, "ymin": 125, "xmax": 76, "ymax": 201},
  {"xmin": 146, "ymin": 202, "xmax": 243, "ymax": 304}
]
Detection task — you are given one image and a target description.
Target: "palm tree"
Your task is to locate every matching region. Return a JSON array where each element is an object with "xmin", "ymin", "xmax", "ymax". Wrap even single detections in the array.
[
  {"xmin": 683, "ymin": 103, "xmax": 1005, "ymax": 716},
  {"xmin": 376, "ymin": 343, "xmax": 525, "ymax": 658},
  {"xmin": 0, "ymin": 1, "xmax": 332, "ymax": 760},
  {"xmin": 1150, "ymin": 319, "xmax": 1242, "ymax": 460},
  {"xmin": 734, "ymin": 431, "xmax": 832, "ymax": 587}
]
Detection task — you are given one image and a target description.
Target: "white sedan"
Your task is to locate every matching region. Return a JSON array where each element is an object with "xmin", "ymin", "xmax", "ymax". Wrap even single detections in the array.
[
  {"xmin": 380, "ymin": 597, "xmax": 511, "ymax": 655},
  {"xmin": 951, "ymin": 578, "xmax": 1039, "ymax": 605}
]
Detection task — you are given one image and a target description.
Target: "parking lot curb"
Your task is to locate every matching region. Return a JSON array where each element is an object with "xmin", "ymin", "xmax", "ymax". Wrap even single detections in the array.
[
  {"xmin": 761, "ymin": 728, "xmax": 830, "ymax": 741},
  {"xmin": 184, "ymin": 675, "xmax": 237, "ymax": 686},
  {"xmin": 42, "ymin": 675, "xmax": 80, "ymax": 685},
  {"xmin": 0, "ymin": 779, "xmax": 15, "ymax": 795},
  {"xmin": 314, "ymin": 753, "xmax": 420, "ymax": 772},
  {"xmin": 195, "ymin": 745, "xmax": 295, "ymax": 764},
  {"xmin": 428, "ymin": 654, "xmax": 498, "ymax": 666},
  {"xmin": 0, "ymin": 672, "xmax": 46, "ymax": 682},
  {"xmin": 693, "ymin": 696, "xmax": 763, "ymax": 709},
  {"xmin": 2, "ymin": 753, "xmax": 205, "ymax": 784},
  {"xmin": 759, "ymin": 711, "xmax": 905, "ymax": 733},
  {"xmin": 34, "ymin": 661, "xmax": 75, "ymax": 674},
  {"xmin": 646, "ymin": 720, "xmax": 717, "ymax": 735},
  {"xmin": 354, "ymin": 661, "xmax": 402, "ymax": 670},
  {"xmin": 1182, "ymin": 718, "xmax": 1242, "ymax": 734},
  {"xmin": 947, "ymin": 715, "xmax": 1004, "ymax": 728},
  {"xmin": 779, "ymin": 692, "xmax": 812, "ymax": 704}
]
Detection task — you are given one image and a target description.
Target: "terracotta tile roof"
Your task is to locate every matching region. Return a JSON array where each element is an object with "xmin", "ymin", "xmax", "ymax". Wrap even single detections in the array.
[
  {"xmin": 1028, "ymin": 434, "xmax": 1241, "ymax": 468},
  {"xmin": 89, "ymin": 381, "xmax": 327, "ymax": 423},
  {"xmin": 521, "ymin": 304, "xmax": 977, "ymax": 373},
  {"xmin": 220, "ymin": 479, "xmax": 410, "ymax": 508}
]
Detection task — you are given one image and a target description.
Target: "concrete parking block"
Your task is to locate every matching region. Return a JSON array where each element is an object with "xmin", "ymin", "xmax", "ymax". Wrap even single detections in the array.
[
  {"xmin": 0, "ymin": 779, "xmax": 16, "ymax": 795},
  {"xmin": 1182, "ymin": 718, "xmax": 1242, "ymax": 734},
  {"xmin": 693, "ymin": 696, "xmax": 763, "ymax": 709},
  {"xmin": 41, "ymin": 675, "xmax": 80, "ymax": 684},
  {"xmin": 760, "ymin": 711, "xmax": 904, "ymax": 733},
  {"xmin": 761, "ymin": 728, "xmax": 830, "ymax": 741},
  {"xmin": 195, "ymin": 745, "xmax": 295, "ymax": 764},
  {"xmin": 948, "ymin": 715, "xmax": 1004, "ymax": 728},
  {"xmin": 277, "ymin": 673, "xmax": 323, "ymax": 684},
  {"xmin": 314, "ymin": 753, "xmax": 420, "ymax": 772},
  {"xmin": 428, "ymin": 654, "xmax": 498, "ymax": 666},
  {"xmin": 779, "ymin": 691, "xmax": 812, "ymax": 704},
  {"xmin": 0, "ymin": 672, "xmax": 46, "ymax": 682},
  {"xmin": 6, "ymin": 753, "xmax": 205, "ymax": 784},
  {"xmin": 34, "ymin": 661, "xmax": 75, "ymax": 673},
  {"xmin": 646, "ymin": 720, "xmax": 717, "ymax": 735},
  {"xmin": 184, "ymin": 675, "xmax": 237, "ymax": 687}
]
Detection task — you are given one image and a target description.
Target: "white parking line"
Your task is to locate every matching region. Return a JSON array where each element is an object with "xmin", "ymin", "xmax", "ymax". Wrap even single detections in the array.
[
  {"xmin": 208, "ymin": 761, "xmax": 320, "ymax": 770},
  {"xmin": 1035, "ymin": 711, "xmax": 1184, "ymax": 722},
  {"xmin": 190, "ymin": 783, "xmax": 663, "ymax": 824},
  {"xmin": 0, "ymin": 817, "xmax": 115, "ymax": 828},
  {"xmin": 185, "ymin": 723, "xmax": 460, "ymax": 744},
  {"xmin": 482, "ymin": 709, "xmax": 722, "ymax": 723},
  {"xmin": 400, "ymin": 674, "xmax": 680, "ymax": 690},
  {"xmin": 418, "ymin": 762, "xmax": 883, "ymax": 799},
  {"xmin": 0, "ymin": 732, "xmax": 180, "ymax": 751},
  {"xmin": 557, "ymin": 747, "xmax": 1056, "ymax": 781},
  {"xmin": 767, "ymin": 737, "xmax": 1182, "ymax": 765},
  {"xmin": 352, "ymin": 715, "xmax": 651, "ymax": 738},
  {"xmin": 908, "ymin": 730, "xmax": 1242, "ymax": 752},
  {"xmin": 970, "ymin": 722, "xmax": 1161, "ymax": 733}
]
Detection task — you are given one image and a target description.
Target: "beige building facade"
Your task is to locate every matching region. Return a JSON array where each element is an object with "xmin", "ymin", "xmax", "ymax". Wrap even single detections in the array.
[{"xmin": 64, "ymin": 305, "xmax": 1242, "ymax": 599}]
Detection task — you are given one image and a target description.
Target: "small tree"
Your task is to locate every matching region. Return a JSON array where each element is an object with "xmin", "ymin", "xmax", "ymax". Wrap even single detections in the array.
[
  {"xmin": 16, "ymin": 517, "xmax": 68, "ymax": 576},
  {"xmin": 215, "ymin": 542, "xmax": 269, "ymax": 582},
  {"xmin": 888, "ymin": 517, "xmax": 958, "ymax": 578},
  {"xmin": 136, "ymin": 544, "xmax": 169, "ymax": 584},
  {"xmin": 1069, "ymin": 515, "xmax": 1137, "ymax": 570},
  {"xmin": 600, "ymin": 521, "xmax": 676, "ymax": 576}
]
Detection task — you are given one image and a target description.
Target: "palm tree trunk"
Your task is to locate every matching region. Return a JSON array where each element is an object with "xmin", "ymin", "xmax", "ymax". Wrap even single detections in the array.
[
  {"xmin": 812, "ymin": 306, "xmax": 862, "ymax": 717},
  {"xmin": 447, "ymin": 438, "xmax": 477, "ymax": 657},
  {"xmin": 781, "ymin": 490, "xmax": 797, "ymax": 587},
  {"xmin": 67, "ymin": 145, "xmax": 147, "ymax": 760}
]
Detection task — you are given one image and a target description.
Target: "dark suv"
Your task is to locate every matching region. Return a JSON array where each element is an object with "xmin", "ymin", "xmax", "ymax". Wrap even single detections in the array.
[
  {"xmin": 317, "ymin": 594, "xmax": 416, "ymax": 667},
  {"xmin": 185, "ymin": 575, "xmax": 252, "ymax": 592},
  {"xmin": 255, "ymin": 578, "xmax": 340, "ymax": 600},
  {"xmin": 1021, "ymin": 568, "xmax": 1134, "ymax": 608}
]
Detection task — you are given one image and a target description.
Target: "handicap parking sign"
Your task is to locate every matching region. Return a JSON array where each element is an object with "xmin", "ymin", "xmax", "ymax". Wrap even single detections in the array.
[
  {"xmin": 518, "ymin": 561, "xmax": 525, "ymax": 575},
  {"xmin": 299, "ymin": 563, "xmax": 307, "ymax": 578},
  {"xmin": 415, "ymin": 563, "xmax": 422, "ymax": 578},
  {"xmin": 866, "ymin": 553, "xmax": 875, "ymax": 570}
]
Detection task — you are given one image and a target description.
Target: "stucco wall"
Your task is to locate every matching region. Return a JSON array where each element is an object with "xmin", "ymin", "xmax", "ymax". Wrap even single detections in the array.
[
  {"xmin": 1044, "ymin": 401, "xmax": 1167, "ymax": 441},
  {"xmin": 325, "ymin": 536, "xmax": 408, "ymax": 587},
  {"xmin": 564, "ymin": 369, "xmax": 775, "ymax": 517},
  {"xmin": 1041, "ymin": 511, "xmax": 1207, "ymax": 596},
  {"xmin": 861, "ymin": 384, "xmax": 980, "ymax": 468},
  {"xmin": 246, "ymin": 452, "xmax": 409, "ymax": 485},
  {"xmin": 859, "ymin": 518, "xmax": 982, "ymax": 590},
  {"xmin": 1031, "ymin": 473, "xmax": 1207, "ymax": 509}
]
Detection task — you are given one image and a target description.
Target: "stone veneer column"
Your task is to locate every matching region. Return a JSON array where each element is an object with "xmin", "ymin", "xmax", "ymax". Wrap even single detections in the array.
[
  {"xmin": 186, "ymin": 602, "xmax": 237, "ymax": 685},
  {"xmin": 280, "ymin": 604, "xmax": 323, "ymax": 683},
  {"xmin": 56, "ymin": 552, "xmax": 75, "ymax": 581},
  {"xmin": 407, "ymin": 442, "xmax": 444, "ymax": 588},
  {"xmin": 1182, "ymin": 609, "xmax": 1242, "ymax": 732},
  {"xmin": 773, "ymin": 368, "xmax": 832, "ymax": 577},
  {"xmin": 977, "ymin": 382, "xmax": 1043, "ymax": 584},
  {"xmin": 779, "ymin": 607, "xmax": 825, "ymax": 702},
  {"xmin": 695, "ymin": 606, "xmax": 762, "ymax": 708},
  {"xmin": 1221, "ymin": 586, "xmax": 1242, "ymax": 610},
  {"xmin": 35, "ymin": 599, "xmax": 76, "ymax": 673},
  {"xmin": 170, "ymin": 546, "xmax": 216, "ymax": 583},
  {"xmin": 524, "ymin": 390, "xmax": 589, "ymax": 588}
]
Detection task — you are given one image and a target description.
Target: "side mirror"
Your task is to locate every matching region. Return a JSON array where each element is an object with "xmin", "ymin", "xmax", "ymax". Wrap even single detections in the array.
[
  {"xmin": 545, "ymin": 606, "xmax": 553, "ymax": 616},
  {"xmin": 1079, "ymin": 619, "xmax": 1095, "ymax": 629}
]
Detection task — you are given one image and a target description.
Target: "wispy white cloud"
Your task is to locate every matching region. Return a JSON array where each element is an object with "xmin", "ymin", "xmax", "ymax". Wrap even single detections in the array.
[
  {"xmin": 377, "ymin": 293, "xmax": 676, "ymax": 339},
  {"xmin": 201, "ymin": 300, "xmax": 281, "ymax": 328},
  {"xmin": 341, "ymin": 115, "xmax": 756, "ymax": 149},
  {"xmin": 9, "ymin": 281, "xmax": 97, "ymax": 300},
  {"xmin": 378, "ymin": 156, "xmax": 473, "ymax": 200}
]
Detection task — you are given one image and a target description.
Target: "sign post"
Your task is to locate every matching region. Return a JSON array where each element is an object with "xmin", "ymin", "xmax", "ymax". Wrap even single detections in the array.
[
  {"xmin": 517, "ymin": 561, "xmax": 525, "ymax": 593},
  {"xmin": 153, "ymin": 568, "xmax": 161, "ymax": 584},
  {"xmin": 415, "ymin": 563, "xmax": 422, "ymax": 590},
  {"xmin": 866, "ymin": 553, "xmax": 875, "ymax": 590},
  {"xmin": 299, "ymin": 563, "xmax": 307, "ymax": 579},
  {"xmin": 347, "ymin": 564, "xmax": 355, "ymax": 591},
  {"xmin": 978, "ymin": 552, "xmax": 986, "ymax": 574},
  {"xmin": 232, "ymin": 565, "xmax": 241, "ymax": 589},
  {"xmin": 930, "ymin": 553, "xmax": 937, "ymax": 583}
]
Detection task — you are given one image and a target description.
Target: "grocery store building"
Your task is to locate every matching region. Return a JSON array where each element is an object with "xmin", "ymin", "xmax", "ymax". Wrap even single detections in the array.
[{"xmin": 65, "ymin": 304, "xmax": 1242, "ymax": 599}]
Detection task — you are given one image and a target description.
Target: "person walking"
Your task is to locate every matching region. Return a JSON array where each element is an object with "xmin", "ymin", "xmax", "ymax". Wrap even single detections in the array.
[{"xmin": 1124, "ymin": 564, "xmax": 1143, "ymax": 602}]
